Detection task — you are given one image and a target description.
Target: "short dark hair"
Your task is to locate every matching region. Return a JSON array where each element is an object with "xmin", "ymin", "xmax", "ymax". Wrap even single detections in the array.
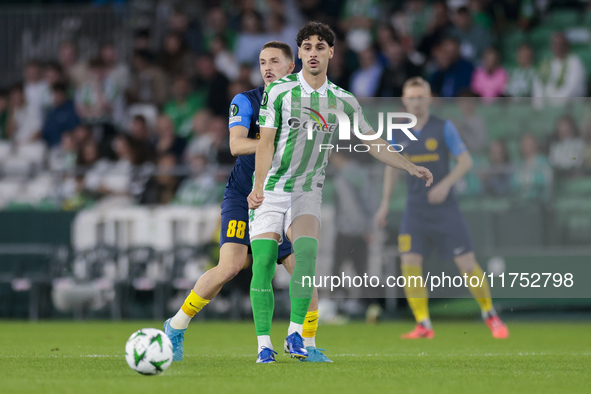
[
  {"xmin": 52, "ymin": 82, "xmax": 68, "ymax": 94},
  {"xmin": 296, "ymin": 21, "xmax": 335, "ymax": 47},
  {"xmin": 261, "ymin": 41, "xmax": 294, "ymax": 62}
]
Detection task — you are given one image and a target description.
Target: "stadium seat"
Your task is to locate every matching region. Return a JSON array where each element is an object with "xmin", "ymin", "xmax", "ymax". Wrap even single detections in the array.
[
  {"xmin": 544, "ymin": 10, "xmax": 581, "ymax": 29},
  {"xmin": 21, "ymin": 174, "xmax": 54, "ymax": 204},
  {"xmin": 0, "ymin": 141, "xmax": 12, "ymax": 162},
  {"xmin": 0, "ymin": 180, "xmax": 24, "ymax": 203},
  {"xmin": 16, "ymin": 142, "xmax": 47, "ymax": 167},
  {"xmin": 1, "ymin": 156, "xmax": 32, "ymax": 178},
  {"xmin": 556, "ymin": 178, "xmax": 591, "ymax": 197}
]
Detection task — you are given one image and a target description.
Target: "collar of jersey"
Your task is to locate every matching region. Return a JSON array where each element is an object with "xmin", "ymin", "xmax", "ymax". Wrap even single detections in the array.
[{"xmin": 297, "ymin": 70, "xmax": 328, "ymax": 95}]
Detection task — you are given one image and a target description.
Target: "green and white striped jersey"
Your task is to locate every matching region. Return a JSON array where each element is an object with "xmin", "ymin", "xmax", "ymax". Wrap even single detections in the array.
[{"xmin": 258, "ymin": 70, "xmax": 373, "ymax": 193}]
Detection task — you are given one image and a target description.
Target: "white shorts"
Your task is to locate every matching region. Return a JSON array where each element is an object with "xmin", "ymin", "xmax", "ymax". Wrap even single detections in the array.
[{"xmin": 249, "ymin": 190, "xmax": 322, "ymax": 243}]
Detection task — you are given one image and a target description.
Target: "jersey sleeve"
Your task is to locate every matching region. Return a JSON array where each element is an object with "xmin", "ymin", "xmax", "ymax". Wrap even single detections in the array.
[
  {"xmin": 443, "ymin": 120, "xmax": 467, "ymax": 157},
  {"xmin": 228, "ymin": 93, "xmax": 252, "ymax": 129},
  {"xmin": 343, "ymin": 95, "xmax": 373, "ymax": 135},
  {"xmin": 259, "ymin": 84, "xmax": 281, "ymax": 129}
]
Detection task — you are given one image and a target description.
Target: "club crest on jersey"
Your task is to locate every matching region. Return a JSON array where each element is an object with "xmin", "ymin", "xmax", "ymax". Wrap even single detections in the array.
[
  {"xmin": 261, "ymin": 91, "xmax": 268, "ymax": 106},
  {"xmin": 425, "ymin": 138, "xmax": 438, "ymax": 151}
]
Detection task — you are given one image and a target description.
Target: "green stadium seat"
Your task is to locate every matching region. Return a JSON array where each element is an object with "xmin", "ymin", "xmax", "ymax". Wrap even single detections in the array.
[
  {"xmin": 528, "ymin": 28, "xmax": 554, "ymax": 49},
  {"xmin": 544, "ymin": 10, "xmax": 581, "ymax": 29},
  {"xmin": 556, "ymin": 178, "xmax": 591, "ymax": 197}
]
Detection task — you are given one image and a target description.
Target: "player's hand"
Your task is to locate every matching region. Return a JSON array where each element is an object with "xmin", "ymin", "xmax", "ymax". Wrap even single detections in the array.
[
  {"xmin": 247, "ymin": 187, "xmax": 265, "ymax": 209},
  {"xmin": 427, "ymin": 181, "xmax": 451, "ymax": 205},
  {"xmin": 374, "ymin": 201, "xmax": 389, "ymax": 228},
  {"xmin": 409, "ymin": 165, "xmax": 433, "ymax": 187}
]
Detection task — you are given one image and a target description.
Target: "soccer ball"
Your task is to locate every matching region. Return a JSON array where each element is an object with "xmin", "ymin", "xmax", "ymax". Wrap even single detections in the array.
[{"xmin": 125, "ymin": 328, "xmax": 173, "ymax": 375}]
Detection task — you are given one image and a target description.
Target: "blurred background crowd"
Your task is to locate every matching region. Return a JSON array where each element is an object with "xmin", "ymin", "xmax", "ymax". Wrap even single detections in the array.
[
  {"xmin": 0, "ymin": 0, "xmax": 591, "ymax": 211},
  {"xmin": 1, "ymin": 0, "xmax": 591, "ymax": 320}
]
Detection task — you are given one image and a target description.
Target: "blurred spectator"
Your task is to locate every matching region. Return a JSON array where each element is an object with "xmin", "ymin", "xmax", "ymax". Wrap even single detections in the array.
[
  {"xmin": 24, "ymin": 60, "xmax": 52, "ymax": 117},
  {"xmin": 75, "ymin": 57, "xmax": 125, "ymax": 126},
  {"xmin": 186, "ymin": 110, "xmax": 214, "ymax": 161},
  {"xmin": 340, "ymin": 0, "xmax": 379, "ymax": 53},
  {"xmin": 392, "ymin": 0, "xmax": 431, "ymax": 45},
  {"xmin": 266, "ymin": 13, "xmax": 299, "ymax": 62},
  {"xmin": 429, "ymin": 38, "xmax": 474, "ymax": 97},
  {"xmin": 44, "ymin": 62, "xmax": 67, "ymax": 90},
  {"xmin": 168, "ymin": 6, "xmax": 203, "ymax": 55},
  {"xmin": 42, "ymin": 83, "xmax": 80, "ymax": 148},
  {"xmin": 512, "ymin": 133, "xmax": 553, "ymax": 202},
  {"xmin": 49, "ymin": 132, "xmax": 77, "ymax": 172},
  {"xmin": 174, "ymin": 153, "xmax": 218, "ymax": 206},
  {"xmin": 534, "ymin": 32, "xmax": 587, "ymax": 101},
  {"xmin": 235, "ymin": 11, "xmax": 268, "ymax": 66},
  {"xmin": 377, "ymin": 39, "xmax": 421, "ymax": 97},
  {"xmin": 327, "ymin": 41, "xmax": 352, "ymax": 91},
  {"xmin": 548, "ymin": 115, "xmax": 583, "ymax": 176},
  {"xmin": 506, "ymin": 44, "xmax": 537, "ymax": 97},
  {"xmin": 154, "ymin": 115, "xmax": 187, "ymax": 162},
  {"xmin": 58, "ymin": 41, "xmax": 88, "ymax": 88},
  {"xmin": 449, "ymin": 6, "xmax": 492, "ymax": 64},
  {"xmin": 582, "ymin": 106, "xmax": 591, "ymax": 171},
  {"xmin": 350, "ymin": 47, "xmax": 383, "ymax": 97},
  {"xmin": 469, "ymin": 0, "xmax": 494, "ymax": 30},
  {"xmin": 481, "ymin": 139, "xmax": 512, "ymax": 196},
  {"xmin": 203, "ymin": 7, "xmax": 237, "ymax": 53},
  {"xmin": 7, "ymin": 83, "xmax": 42, "ymax": 143},
  {"xmin": 85, "ymin": 134, "xmax": 136, "ymax": 196},
  {"xmin": 417, "ymin": 1, "xmax": 452, "ymax": 60},
  {"xmin": 99, "ymin": 42, "xmax": 129, "ymax": 97},
  {"xmin": 129, "ymin": 114, "xmax": 155, "ymax": 163},
  {"xmin": 0, "ymin": 90, "xmax": 8, "ymax": 139},
  {"xmin": 456, "ymin": 91, "xmax": 487, "ymax": 154},
  {"xmin": 194, "ymin": 53, "xmax": 230, "ymax": 116},
  {"xmin": 164, "ymin": 76, "xmax": 205, "ymax": 139},
  {"xmin": 133, "ymin": 29, "xmax": 153, "ymax": 53},
  {"xmin": 127, "ymin": 50, "xmax": 169, "ymax": 107},
  {"xmin": 140, "ymin": 153, "xmax": 180, "ymax": 204},
  {"xmin": 470, "ymin": 47, "xmax": 508, "ymax": 102},
  {"xmin": 210, "ymin": 34, "xmax": 240, "ymax": 81},
  {"xmin": 71, "ymin": 124, "xmax": 92, "ymax": 151},
  {"xmin": 159, "ymin": 31, "xmax": 197, "ymax": 79}
]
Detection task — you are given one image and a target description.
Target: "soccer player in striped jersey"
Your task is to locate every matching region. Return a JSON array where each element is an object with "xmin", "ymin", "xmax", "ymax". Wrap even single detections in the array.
[
  {"xmin": 248, "ymin": 22, "xmax": 433, "ymax": 363},
  {"xmin": 164, "ymin": 41, "xmax": 330, "ymax": 363}
]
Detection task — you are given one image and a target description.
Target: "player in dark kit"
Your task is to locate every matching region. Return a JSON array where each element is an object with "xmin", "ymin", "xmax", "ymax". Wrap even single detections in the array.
[
  {"xmin": 164, "ymin": 41, "xmax": 331, "ymax": 363},
  {"xmin": 375, "ymin": 77, "xmax": 509, "ymax": 339}
]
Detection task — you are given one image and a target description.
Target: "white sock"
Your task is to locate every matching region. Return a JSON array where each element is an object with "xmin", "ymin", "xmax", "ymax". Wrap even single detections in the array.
[
  {"xmin": 303, "ymin": 336, "xmax": 316, "ymax": 348},
  {"xmin": 420, "ymin": 318, "xmax": 433, "ymax": 330},
  {"xmin": 257, "ymin": 335, "xmax": 273, "ymax": 353},
  {"xmin": 288, "ymin": 321, "xmax": 303, "ymax": 336},
  {"xmin": 170, "ymin": 309, "xmax": 192, "ymax": 330}
]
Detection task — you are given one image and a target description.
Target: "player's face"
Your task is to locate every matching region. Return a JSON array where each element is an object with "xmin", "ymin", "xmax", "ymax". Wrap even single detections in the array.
[
  {"xmin": 298, "ymin": 35, "xmax": 333, "ymax": 76},
  {"xmin": 259, "ymin": 48, "xmax": 294, "ymax": 86},
  {"xmin": 402, "ymin": 86, "xmax": 432, "ymax": 117}
]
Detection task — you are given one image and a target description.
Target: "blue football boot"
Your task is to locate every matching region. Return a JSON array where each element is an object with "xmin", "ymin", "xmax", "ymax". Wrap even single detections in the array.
[
  {"xmin": 284, "ymin": 332, "xmax": 308, "ymax": 359},
  {"xmin": 163, "ymin": 318, "xmax": 186, "ymax": 361},
  {"xmin": 299, "ymin": 347, "xmax": 333, "ymax": 362},
  {"xmin": 256, "ymin": 347, "xmax": 278, "ymax": 363}
]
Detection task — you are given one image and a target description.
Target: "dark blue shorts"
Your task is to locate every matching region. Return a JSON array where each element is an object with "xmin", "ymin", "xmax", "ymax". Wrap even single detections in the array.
[
  {"xmin": 398, "ymin": 203, "xmax": 473, "ymax": 261},
  {"xmin": 220, "ymin": 189, "xmax": 292, "ymax": 262}
]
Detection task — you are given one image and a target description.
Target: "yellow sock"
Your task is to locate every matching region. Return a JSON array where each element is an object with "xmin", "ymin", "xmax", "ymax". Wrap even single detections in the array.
[
  {"xmin": 463, "ymin": 265, "xmax": 493, "ymax": 313},
  {"xmin": 303, "ymin": 310, "xmax": 319, "ymax": 338},
  {"xmin": 401, "ymin": 265, "xmax": 429, "ymax": 323},
  {"xmin": 181, "ymin": 290, "xmax": 210, "ymax": 318}
]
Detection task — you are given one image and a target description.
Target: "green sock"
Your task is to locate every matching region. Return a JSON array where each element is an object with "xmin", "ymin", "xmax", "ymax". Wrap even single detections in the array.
[
  {"xmin": 290, "ymin": 236, "xmax": 318, "ymax": 324},
  {"xmin": 250, "ymin": 239, "xmax": 278, "ymax": 336}
]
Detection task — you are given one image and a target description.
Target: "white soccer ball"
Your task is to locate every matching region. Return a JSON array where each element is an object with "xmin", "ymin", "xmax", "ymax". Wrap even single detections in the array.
[{"xmin": 125, "ymin": 328, "xmax": 174, "ymax": 375}]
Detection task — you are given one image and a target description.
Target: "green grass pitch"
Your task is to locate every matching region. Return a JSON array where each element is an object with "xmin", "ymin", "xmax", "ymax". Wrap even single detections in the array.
[{"xmin": 2, "ymin": 320, "xmax": 590, "ymax": 393}]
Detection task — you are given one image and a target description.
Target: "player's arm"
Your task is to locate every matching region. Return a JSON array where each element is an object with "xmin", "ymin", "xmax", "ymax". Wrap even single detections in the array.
[
  {"xmin": 247, "ymin": 85, "xmax": 281, "ymax": 209},
  {"xmin": 248, "ymin": 126, "xmax": 277, "ymax": 209},
  {"xmin": 374, "ymin": 165, "xmax": 400, "ymax": 228},
  {"xmin": 363, "ymin": 130, "xmax": 433, "ymax": 186},
  {"xmin": 229, "ymin": 125, "xmax": 259, "ymax": 156},
  {"xmin": 228, "ymin": 94, "xmax": 257, "ymax": 156},
  {"xmin": 427, "ymin": 120, "xmax": 473, "ymax": 204}
]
